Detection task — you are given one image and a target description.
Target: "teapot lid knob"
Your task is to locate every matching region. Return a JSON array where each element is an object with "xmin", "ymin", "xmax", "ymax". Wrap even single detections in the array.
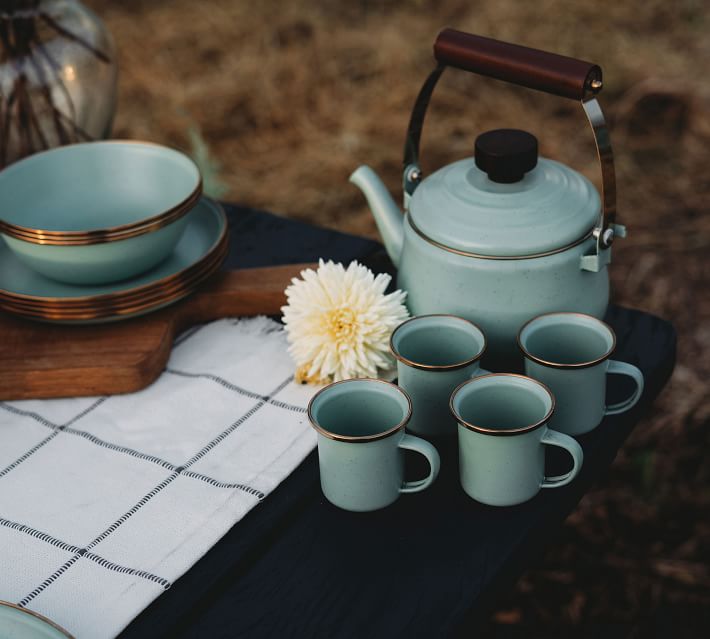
[{"xmin": 474, "ymin": 129, "xmax": 538, "ymax": 183}]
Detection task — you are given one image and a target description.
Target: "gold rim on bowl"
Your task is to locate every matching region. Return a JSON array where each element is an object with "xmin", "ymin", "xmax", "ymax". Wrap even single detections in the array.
[{"xmin": 0, "ymin": 140, "xmax": 202, "ymax": 246}]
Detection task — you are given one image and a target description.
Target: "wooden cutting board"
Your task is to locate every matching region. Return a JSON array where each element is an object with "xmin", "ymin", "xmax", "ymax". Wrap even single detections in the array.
[{"xmin": 0, "ymin": 264, "xmax": 313, "ymax": 400}]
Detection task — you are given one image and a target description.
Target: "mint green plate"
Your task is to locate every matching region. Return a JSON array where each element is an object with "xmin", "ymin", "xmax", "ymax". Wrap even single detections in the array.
[
  {"xmin": 0, "ymin": 198, "xmax": 226, "ymax": 304},
  {"xmin": 0, "ymin": 601, "xmax": 73, "ymax": 638}
]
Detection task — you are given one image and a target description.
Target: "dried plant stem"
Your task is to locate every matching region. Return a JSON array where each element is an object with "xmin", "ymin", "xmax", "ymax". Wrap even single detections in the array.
[{"xmin": 39, "ymin": 11, "xmax": 110, "ymax": 63}]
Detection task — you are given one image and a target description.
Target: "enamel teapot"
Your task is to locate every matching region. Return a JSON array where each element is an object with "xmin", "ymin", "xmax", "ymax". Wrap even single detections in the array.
[{"xmin": 350, "ymin": 29, "xmax": 626, "ymax": 369}]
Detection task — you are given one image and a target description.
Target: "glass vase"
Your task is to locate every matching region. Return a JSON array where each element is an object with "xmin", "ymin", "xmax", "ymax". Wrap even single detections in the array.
[{"xmin": 0, "ymin": 0, "xmax": 118, "ymax": 168}]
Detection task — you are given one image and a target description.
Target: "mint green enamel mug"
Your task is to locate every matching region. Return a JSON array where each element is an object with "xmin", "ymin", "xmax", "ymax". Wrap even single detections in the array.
[
  {"xmin": 450, "ymin": 374, "xmax": 583, "ymax": 506},
  {"xmin": 390, "ymin": 315, "xmax": 489, "ymax": 437},
  {"xmin": 518, "ymin": 313, "xmax": 644, "ymax": 436},
  {"xmin": 308, "ymin": 379, "xmax": 440, "ymax": 512}
]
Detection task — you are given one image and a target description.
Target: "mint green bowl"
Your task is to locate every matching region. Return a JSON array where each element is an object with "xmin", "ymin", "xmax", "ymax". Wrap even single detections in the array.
[{"xmin": 0, "ymin": 141, "xmax": 202, "ymax": 285}]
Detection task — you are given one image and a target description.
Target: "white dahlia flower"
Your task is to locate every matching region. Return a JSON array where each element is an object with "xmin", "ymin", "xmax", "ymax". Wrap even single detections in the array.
[{"xmin": 281, "ymin": 259, "xmax": 409, "ymax": 384}]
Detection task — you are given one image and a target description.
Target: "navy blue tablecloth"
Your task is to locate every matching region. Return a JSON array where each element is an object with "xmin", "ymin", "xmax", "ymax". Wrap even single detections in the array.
[{"xmin": 121, "ymin": 205, "xmax": 676, "ymax": 639}]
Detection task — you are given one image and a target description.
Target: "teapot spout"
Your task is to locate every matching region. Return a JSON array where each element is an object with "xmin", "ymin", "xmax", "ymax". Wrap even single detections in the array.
[{"xmin": 349, "ymin": 165, "xmax": 403, "ymax": 268}]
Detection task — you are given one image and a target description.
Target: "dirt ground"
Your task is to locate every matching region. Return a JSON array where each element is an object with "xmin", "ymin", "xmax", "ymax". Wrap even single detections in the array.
[{"xmin": 86, "ymin": 0, "xmax": 710, "ymax": 635}]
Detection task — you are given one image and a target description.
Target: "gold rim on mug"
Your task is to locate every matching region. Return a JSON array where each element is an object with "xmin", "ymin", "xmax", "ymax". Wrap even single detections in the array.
[
  {"xmin": 0, "ymin": 141, "xmax": 202, "ymax": 246},
  {"xmin": 0, "ymin": 243, "xmax": 227, "ymax": 321},
  {"xmin": 449, "ymin": 373, "xmax": 555, "ymax": 436},
  {"xmin": 307, "ymin": 378, "xmax": 413, "ymax": 443},
  {"xmin": 389, "ymin": 313, "xmax": 487, "ymax": 372},
  {"xmin": 0, "ymin": 600, "xmax": 74, "ymax": 638},
  {"xmin": 0, "ymin": 200, "xmax": 228, "ymax": 305},
  {"xmin": 517, "ymin": 311, "xmax": 617, "ymax": 369},
  {"xmin": 0, "ymin": 230, "xmax": 229, "ymax": 312}
]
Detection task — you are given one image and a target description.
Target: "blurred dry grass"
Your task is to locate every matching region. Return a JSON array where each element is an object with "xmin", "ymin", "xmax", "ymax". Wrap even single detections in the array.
[{"xmin": 86, "ymin": 0, "xmax": 710, "ymax": 634}]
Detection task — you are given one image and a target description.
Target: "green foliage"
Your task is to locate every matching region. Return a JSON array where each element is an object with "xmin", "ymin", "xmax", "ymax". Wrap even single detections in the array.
[{"xmin": 186, "ymin": 125, "xmax": 229, "ymax": 200}]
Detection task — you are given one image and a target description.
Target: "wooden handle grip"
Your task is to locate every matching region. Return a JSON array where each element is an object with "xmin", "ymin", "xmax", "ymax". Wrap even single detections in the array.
[{"xmin": 434, "ymin": 28, "xmax": 602, "ymax": 100}]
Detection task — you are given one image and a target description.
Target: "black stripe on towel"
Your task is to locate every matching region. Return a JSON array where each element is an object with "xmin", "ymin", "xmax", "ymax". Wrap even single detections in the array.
[
  {"xmin": 0, "ymin": 398, "xmax": 107, "ymax": 479},
  {"xmin": 13, "ymin": 377, "xmax": 293, "ymax": 605},
  {"xmin": 0, "ymin": 402, "xmax": 59, "ymax": 428},
  {"xmin": 84, "ymin": 552, "xmax": 171, "ymax": 589},
  {"xmin": 0, "ymin": 397, "xmax": 106, "ymax": 431},
  {"xmin": 0, "ymin": 432, "xmax": 59, "ymax": 479},
  {"xmin": 19, "ymin": 555, "xmax": 81, "ymax": 608},
  {"xmin": 87, "ymin": 473, "xmax": 180, "ymax": 551},
  {"xmin": 165, "ymin": 369, "xmax": 305, "ymax": 413},
  {"xmin": 183, "ymin": 376, "xmax": 292, "ymax": 468},
  {"xmin": 1, "ymin": 517, "xmax": 171, "ymax": 593},
  {"xmin": 181, "ymin": 470, "xmax": 266, "ymax": 499},
  {"xmin": 62, "ymin": 428, "xmax": 176, "ymax": 470},
  {"xmin": 18, "ymin": 472, "xmax": 179, "ymax": 608},
  {"xmin": 0, "ymin": 517, "xmax": 82, "ymax": 554}
]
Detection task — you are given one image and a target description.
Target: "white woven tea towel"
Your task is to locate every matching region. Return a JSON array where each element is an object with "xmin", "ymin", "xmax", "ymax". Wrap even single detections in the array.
[{"xmin": 0, "ymin": 316, "xmax": 317, "ymax": 638}]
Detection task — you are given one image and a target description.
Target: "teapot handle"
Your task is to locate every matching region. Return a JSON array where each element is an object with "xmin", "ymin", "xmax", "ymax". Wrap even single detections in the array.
[
  {"xmin": 433, "ymin": 29, "xmax": 601, "ymax": 100},
  {"xmin": 403, "ymin": 29, "xmax": 620, "ymax": 255}
]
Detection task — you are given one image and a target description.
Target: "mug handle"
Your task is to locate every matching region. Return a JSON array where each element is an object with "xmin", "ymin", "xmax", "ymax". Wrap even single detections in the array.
[
  {"xmin": 398, "ymin": 434, "xmax": 441, "ymax": 494},
  {"xmin": 605, "ymin": 360, "xmax": 644, "ymax": 416},
  {"xmin": 540, "ymin": 429, "xmax": 583, "ymax": 489}
]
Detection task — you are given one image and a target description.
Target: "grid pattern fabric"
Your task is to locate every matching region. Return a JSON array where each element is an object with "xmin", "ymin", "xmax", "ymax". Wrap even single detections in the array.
[{"xmin": 0, "ymin": 317, "xmax": 317, "ymax": 638}]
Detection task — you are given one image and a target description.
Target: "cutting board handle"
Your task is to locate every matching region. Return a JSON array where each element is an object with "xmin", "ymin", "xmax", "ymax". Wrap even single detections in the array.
[
  {"xmin": 173, "ymin": 262, "xmax": 314, "ymax": 327},
  {"xmin": 0, "ymin": 263, "xmax": 316, "ymax": 400}
]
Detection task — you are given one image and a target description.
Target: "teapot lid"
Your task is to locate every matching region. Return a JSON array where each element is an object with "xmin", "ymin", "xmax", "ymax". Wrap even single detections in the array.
[{"xmin": 408, "ymin": 129, "xmax": 600, "ymax": 257}]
